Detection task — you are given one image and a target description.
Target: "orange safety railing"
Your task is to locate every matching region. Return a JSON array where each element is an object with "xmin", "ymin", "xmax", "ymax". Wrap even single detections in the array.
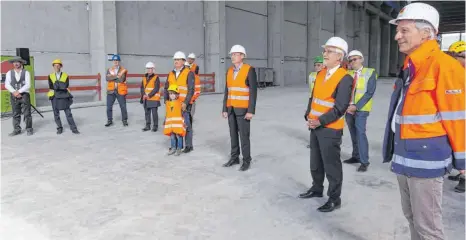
[
  {"xmin": 1, "ymin": 73, "xmax": 102, "ymax": 100},
  {"xmin": 124, "ymin": 73, "xmax": 216, "ymax": 100}
]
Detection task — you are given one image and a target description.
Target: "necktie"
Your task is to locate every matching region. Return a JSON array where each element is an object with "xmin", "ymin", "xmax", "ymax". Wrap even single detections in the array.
[{"xmin": 351, "ymin": 72, "xmax": 358, "ymax": 103}]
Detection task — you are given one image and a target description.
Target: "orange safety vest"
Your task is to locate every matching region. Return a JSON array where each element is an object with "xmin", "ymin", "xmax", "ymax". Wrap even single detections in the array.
[
  {"xmin": 107, "ymin": 66, "xmax": 128, "ymax": 95},
  {"xmin": 226, "ymin": 63, "xmax": 251, "ymax": 109},
  {"xmin": 167, "ymin": 68, "xmax": 190, "ymax": 102},
  {"xmin": 163, "ymin": 99, "xmax": 186, "ymax": 137},
  {"xmin": 190, "ymin": 63, "xmax": 198, "ymax": 73},
  {"xmin": 142, "ymin": 74, "xmax": 160, "ymax": 101},
  {"xmin": 308, "ymin": 67, "xmax": 347, "ymax": 130},
  {"xmin": 191, "ymin": 74, "xmax": 201, "ymax": 104}
]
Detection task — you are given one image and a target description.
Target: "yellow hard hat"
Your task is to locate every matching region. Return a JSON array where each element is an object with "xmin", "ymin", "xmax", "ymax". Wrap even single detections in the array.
[
  {"xmin": 52, "ymin": 59, "xmax": 63, "ymax": 66},
  {"xmin": 167, "ymin": 84, "xmax": 179, "ymax": 94},
  {"xmin": 449, "ymin": 41, "xmax": 466, "ymax": 53}
]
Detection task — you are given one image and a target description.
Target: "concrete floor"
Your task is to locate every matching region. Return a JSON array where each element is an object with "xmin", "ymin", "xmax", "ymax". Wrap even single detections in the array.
[{"xmin": 1, "ymin": 81, "xmax": 465, "ymax": 240}]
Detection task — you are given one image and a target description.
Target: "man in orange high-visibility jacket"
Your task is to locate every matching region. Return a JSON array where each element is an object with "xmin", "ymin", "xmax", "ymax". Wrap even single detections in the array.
[
  {"xmin": 164, "ymin": 51, "xmax": 196, "ymax": 153},
  {"xmin": 187, "ymin": 53, "xmax": 201, "ymax": 118},
  {"xmin": 383, "ymin": 3, "xmax": 465, "ymax": 239},
  {"xmin": 105, "ymin": 54, "xmax": 129, "ymax": 127},
  {"xmin": 140, "ymin": 62, "xmax": 161, "ymax": 132},
  {"xmin": 222, "ymin": 45, "xmax": 258, "ymax": 172},
  {"xmin": 298, "ymin": 37, "xmax": 353, "ymax": 213}
]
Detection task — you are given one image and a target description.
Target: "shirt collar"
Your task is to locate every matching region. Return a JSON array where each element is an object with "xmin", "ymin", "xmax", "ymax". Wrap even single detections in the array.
[
  {"xmin": 356, "ymin": 66, "xmax": 363, "ymax": 72},
  {"xmin": 234, "ymin": 63, "xmax": 243, "ymax": 72},
  {"xmin": 403, "ymin": 40, "xmax": 439, "ymax": 70},
  {"xmin": 174, "ymin": 66, "xmax": 184, "ymax": 72},
  {"xmin": 327, "ymin": 65, "xmax": 341, "ymax": 75}
]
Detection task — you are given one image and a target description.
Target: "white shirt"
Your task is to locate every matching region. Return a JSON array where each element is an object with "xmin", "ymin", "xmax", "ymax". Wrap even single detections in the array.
[
  {"xmin": 55, "ymin": 72, "xmax": 62, "ymax": 80},
  {"xmin": 325, "ymin": 65, "xmax": 341, "ymax": 81},
  {"xmin": 391, "ymin": 76, "xmax": 408, "ymax": 133},
  {"xmin": 174, "ymin": 67, "xmax": 183, "ymax": 78},
  {"xmin": 5, "ymin": 69, "xmax": 31, "ymax": 93}
]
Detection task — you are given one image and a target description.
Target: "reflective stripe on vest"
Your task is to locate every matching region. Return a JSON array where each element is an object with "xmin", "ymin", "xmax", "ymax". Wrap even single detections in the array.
[
  {"xmin": 107, "ymin": 66, "xmax": 128, "ymax": 95},
  {"xmin": 143, "ymin": 75, "xmax": 160, "ymax": 101},
  {"xmin": 167, "ymin": 68, "xmax": 190, "ymax": 102},
  {"xmin": 347, "ymin": 68, "xmax": 376, "ymax": 111},
  {"xmin": 309, "ymin": 72, "xmax": 317, "ymax": 98},
  {"xmin": 226, "ymin": 64, "xmax": 251, "ymax": 109},
  {"xmin": 308, "ymin": 68, "xmax": 347, "ymax": 130},
  {"xmin": 163, "ymin": 100, "xmax": 186, "ymax": 137},
  {"xmin": 48, "ymin": 72, "xmax": 69, "ymax": 97}
]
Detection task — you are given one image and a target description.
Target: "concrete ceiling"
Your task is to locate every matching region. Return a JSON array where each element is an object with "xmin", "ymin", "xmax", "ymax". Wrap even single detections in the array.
[{"xmin": 416, "ymin": 1, "xmax": 465, "ymax": 33}]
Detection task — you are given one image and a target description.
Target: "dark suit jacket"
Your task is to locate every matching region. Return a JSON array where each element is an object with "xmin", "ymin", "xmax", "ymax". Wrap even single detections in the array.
[{"xmin": 222, "ymin": 65, "xmax": 258, "ymax": 116}]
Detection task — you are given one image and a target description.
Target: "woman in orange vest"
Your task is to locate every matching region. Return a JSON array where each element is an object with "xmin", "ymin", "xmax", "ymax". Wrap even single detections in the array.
[
  {"xmin": 140, "ymin": 62, "xmax": 161, "ymax": 132},
  {"xmin": 164, "ymin": 85, "xmax": 186, "ymax": 156}
]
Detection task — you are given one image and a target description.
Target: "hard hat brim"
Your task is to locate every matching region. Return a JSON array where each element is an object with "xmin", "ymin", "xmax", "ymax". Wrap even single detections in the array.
[
  {"xmin": 8, "ymin": 57, "xmax": 27, "ymax": 64},
  {"xmin": 322, "ymin": 45, "xmax": 346, "ymax": 54}
]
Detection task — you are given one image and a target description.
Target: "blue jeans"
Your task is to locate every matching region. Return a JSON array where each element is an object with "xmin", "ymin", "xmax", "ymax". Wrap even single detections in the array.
[
  {"xmin": 345, "ymin": 111, "xmax": 370, "ymax": 165},
  {"xmin": 170, "ymin": 134, "xmax": 183, "ymax": 149}
]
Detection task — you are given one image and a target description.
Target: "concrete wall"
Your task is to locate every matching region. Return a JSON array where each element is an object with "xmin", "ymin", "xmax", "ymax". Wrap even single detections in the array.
[{"xmin": 1, "ymin": 1, "xmax": 403, "ymax": 107}]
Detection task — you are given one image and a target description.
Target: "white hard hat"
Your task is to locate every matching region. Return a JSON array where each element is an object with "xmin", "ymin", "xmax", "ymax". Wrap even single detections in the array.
[
  {"xmin": 322, "ymin": 37, "xmax": 348, "ymax": 55},
  {"xmin": 389, "ymin": 2, "xmax": 439, "ymax": 33},
  {"xmin": 229, "ymin": 45, "xmax": 247, "ymax": 57},
  {"xmin": 184, "ymin": 61, "xmax": 190, "ymax": 66},
  {"xmin": 188, "ymin": 53, "xmax": 196, "ymax": 59},
  {"xmin": 173, "ymin": 51, "xmax": 186, "ymax": 60},
  {"xmin": 145, "ymin": 62, "xmax": 155, "ymax": 68},
  {"xmin": 347, "ymin": 50, "xmax": 364, "ymax": 59}
]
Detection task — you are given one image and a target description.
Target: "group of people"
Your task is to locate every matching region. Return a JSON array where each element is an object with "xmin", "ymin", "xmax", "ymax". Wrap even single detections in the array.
[
  {"xmin": 3, "ymin": 2, "xmax": 464, "ymax": 239},
  {"xmin": 298, "ymin": 3, "xmax": 464, "ymax": 240}
]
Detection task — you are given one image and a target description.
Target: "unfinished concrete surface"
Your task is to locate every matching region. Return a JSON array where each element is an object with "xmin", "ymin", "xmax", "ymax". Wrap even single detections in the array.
[{"xmin": 1, "ymin": 83, "xmax": 465, "ymax": 240}]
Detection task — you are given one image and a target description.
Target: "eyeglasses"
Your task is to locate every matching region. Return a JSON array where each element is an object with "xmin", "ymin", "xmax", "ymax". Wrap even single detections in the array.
[{"xmin": 322, "ymin": 49, "xmax": 340, "ymax": 55}]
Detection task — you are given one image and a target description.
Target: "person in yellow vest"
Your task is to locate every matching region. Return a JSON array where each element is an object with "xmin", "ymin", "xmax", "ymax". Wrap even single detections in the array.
[
  {"xmin": 164, "ymin": 51, "xmax": 195, "ymax": 153},
  {"xmin": 306, "ymin": 55, "xmax": 324, "ymax": 148},
  {"xmin": 164, "ymin": 84, "xmax": 186, "ymax": 156},
  {"xmin": 105, "ymin": 54, "xmax": 128, "ymax": 127},
  {"xmin": 299, "ymin": 37, "xmax": 353, "ymax": 213},
  {"xmin": 222, "ymin": 45, "xmax": 258, "ymax": 171},
  {"xmin": 47, "ymin": 59, "xmax": 79, "ymax": 134},
  {"xmin": 140, "ymin": 62, "xmax": 161, "ymax": 132},
  {"xmin": 342, "ymin": 50, "xmax": 377, "ymax": 172}
]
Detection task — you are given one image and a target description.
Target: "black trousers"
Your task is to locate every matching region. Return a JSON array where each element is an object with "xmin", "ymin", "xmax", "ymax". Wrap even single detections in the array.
[
  {"xmin": 309, "ymin": 127, "xmax": 343, "ymax": 201},
  {"xmin": 107, "ymin": 93, "xmax": 128, "ymax": 121},
  {"xmin": 51, "ymin": 99, "xmax": 77, "ymax": 130},
  {"xmin": 228, "ymin": 111, "xmax": 251, "ymax": 162},
  {"xmin": 11, "ymin": 93, "xmax": 32, "ymax": 131},
  {"xmin": 144, "ymin": 107, "xmax": 158, "ymax": 127}
]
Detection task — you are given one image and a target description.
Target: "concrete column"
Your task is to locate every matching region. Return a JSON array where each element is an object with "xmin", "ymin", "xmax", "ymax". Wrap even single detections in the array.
[
  {"xmin": 389, "ymin": 25, "xmax": 399, "ymax": 75},
  {"xmin": 356, "ymin": 7, "xmax": 367, "ymax": 54},
  {"xmin": 267, "ymin": 1, "xmax": 284, "ymax": 86},
  {"xmin": 89, "ymin": 1, "xmax": 117, "ymax": 101},
  {"xmin": 369, "ymin": 14, "xmax": 381, "ymax": 73},
  {"xmin": 334, "ymin": 1, "xmax": 347, "ymax": 38},
  {"xmin": 307, "ymin": 2, "xmax": 323, "ymax": 76},
  {"xmin": 380, "ymin": 22, "xmax": 390, "ymax": 76},
  {"xmin": 203, "ymin": 1, "xmax": 226, "ymax": 93}
]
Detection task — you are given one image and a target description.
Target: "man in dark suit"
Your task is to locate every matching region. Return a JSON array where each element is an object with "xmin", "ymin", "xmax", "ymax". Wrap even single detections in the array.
[{"xmin": 222, "ymin": 44, "xmax": 258, "ymax": 171}]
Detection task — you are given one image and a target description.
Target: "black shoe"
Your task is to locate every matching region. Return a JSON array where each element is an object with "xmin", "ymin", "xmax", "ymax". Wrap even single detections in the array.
[
  {"xmin": 239, "ymin": 161, "xmax": 250, "ymax": 171},
  {"xmin": 455, "ymin": 178, "xmax": 465, "ymax": 193},
  {"xmin": 152, "ymin": 126, "xmax": 158, "ymax": 132},
  {"xmin": 343, "ymin": 157, "xmax": 360, "ymax": 164},
  {"xmin": 9, "ymin": 130, "xmax": 21, "ymax": 136},
  {"xmin": 57, "ymin": 128, "xmax": 63, "ymax": 134},
  {"xmin": 105, "ymin": 120, "xmax": 113, "ymax": 127},
  {"xmin": 223, "ymin": 158, "xmax": 240, "ymax": 167},
  {"xmin": 182, "ymin": 147, "xmax": 192, "ymax": 153},
  {"xmin": 448, "ymin": 173, "xmax": 462, "ymax": 181},
  {"xmin": 72, "ymin": 129, "xmax": 80, "ymax": 134},
  {"xmin": 26, "ymin": 129, "xmax": 34, "ymax": 136},
  {"xmin": 357, "ymin": 164, "xmax": 369, "ymax": 172},
  {"xmin": 123, "ymin": 120, "xmax": 128, "ymax": 127},
  {"xmin": 317, "ymin": 199, "xmax": 341, "ymax": 212},
  {"xmin": 298, "ymin": 189, "xmax": 323, "ymax": 199},
  {"xmin": 142, "ymin": 125, "xmax": 151, "ymax": 131}
]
